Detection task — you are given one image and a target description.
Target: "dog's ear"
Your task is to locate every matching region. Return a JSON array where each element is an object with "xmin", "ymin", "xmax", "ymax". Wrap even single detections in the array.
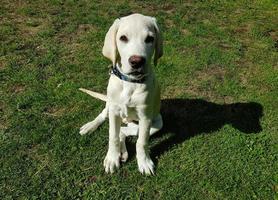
[
  {"xmin": 152, "ymin": 18, "xmax": 163, "ymax": 66},
  {"xmin": 102, "ymin": 19, "xmax": 120, "ymax": 65}
]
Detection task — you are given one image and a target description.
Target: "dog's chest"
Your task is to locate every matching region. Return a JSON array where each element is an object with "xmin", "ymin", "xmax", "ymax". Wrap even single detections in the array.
[
  {"xmin": 117, "ymin": 84, "xmax": 147, "ymax": 120},
  {"xmin": 119, "ymin": 86, "xmax": 137, "ymax": 119},
  {"xmin": 108, "ymin": 76, "xmax": 150, "ymax": 120}
]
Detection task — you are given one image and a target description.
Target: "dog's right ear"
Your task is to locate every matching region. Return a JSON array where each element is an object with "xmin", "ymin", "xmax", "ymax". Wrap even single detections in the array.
[{"xmin": 102, "ymin": 19, "xmax": 120, "ymax": 65}]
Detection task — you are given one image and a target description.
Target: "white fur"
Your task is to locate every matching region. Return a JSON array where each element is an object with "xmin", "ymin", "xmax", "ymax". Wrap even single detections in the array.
[{"xmin": 79, "ymin": 14, "xmax": 163, "ymax": 175}]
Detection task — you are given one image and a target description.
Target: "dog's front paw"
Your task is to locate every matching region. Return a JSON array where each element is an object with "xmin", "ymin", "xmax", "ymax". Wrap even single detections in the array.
[
  {"xmin": 137, "ymin": 154, "xmax": 155, "ymax": 175},
  {"xmin": 79, "ymin": 121, "xmax": 97, "ymax": 135},
  {"xmin": 103, "ymin": 151, "xmax": 120, "ymax": 173}
]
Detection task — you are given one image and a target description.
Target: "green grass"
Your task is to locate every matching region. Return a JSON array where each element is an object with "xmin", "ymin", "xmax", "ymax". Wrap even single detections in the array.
[{"xmin": 1, "ymin": 0, "xmax": 277, "ymax": 199}]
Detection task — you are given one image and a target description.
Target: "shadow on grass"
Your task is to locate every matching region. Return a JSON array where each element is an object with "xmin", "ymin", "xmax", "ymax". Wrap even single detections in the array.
[
  {"xmin": 126, "ymin": 98, "xmax": 263, "ymax": 163},
  {"xmin": 149, "ymin": 98, "xmax": 264, "ymax": 162},
  {"xmin": 127, "ymin": 99, "xmax": 263, "ymax": 164}
]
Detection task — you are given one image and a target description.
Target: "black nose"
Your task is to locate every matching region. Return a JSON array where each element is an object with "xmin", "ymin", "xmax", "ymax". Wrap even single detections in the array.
[{"xmin": 128, "ymin": 55, "xmax": 146, "ymax": 69}]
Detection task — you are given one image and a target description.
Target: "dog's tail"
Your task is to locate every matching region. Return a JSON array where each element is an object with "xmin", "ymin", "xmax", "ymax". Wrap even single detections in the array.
[{"xmin": 79, "ymin": 88, "xmax": 107, "ymax": 102}]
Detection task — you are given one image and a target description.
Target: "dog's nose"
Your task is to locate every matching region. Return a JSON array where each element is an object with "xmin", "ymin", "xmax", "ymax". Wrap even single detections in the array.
[{"xmin": 129, "ymin": 55, "xmax": 146, "ymax": 69}]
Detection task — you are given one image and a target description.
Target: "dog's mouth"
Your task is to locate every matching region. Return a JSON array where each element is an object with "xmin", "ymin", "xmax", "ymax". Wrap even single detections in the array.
[
  {"xmin": 127, "ymin": 66, "xmax": 146, "ymax": 76},
  {"xmin": 128, "ymin": 70, "xmax": 144, "ymax": 76}
]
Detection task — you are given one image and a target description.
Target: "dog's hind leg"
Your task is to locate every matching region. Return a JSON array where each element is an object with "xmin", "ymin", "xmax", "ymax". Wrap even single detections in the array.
[
  {"xmin": 120, "ymin": 123, "xmax": 139, "ymax": 137},
  {"xmin": 119, "ymin": 131, "xmax": 128, "ymax": 162},
  {"xmin": 149, "ymin": 114, "xmax": 163, "ymax": 136},
  {"xmin": 118, "ymin": 114, "xmax": 163, "ymax": 162},
  {"xmin": 79, "ymin": 106, "xmax": 108, "ymax": 135},
  {"xmin": 120, "ymin": 114, "xmax": 163, "ymax": 137}
]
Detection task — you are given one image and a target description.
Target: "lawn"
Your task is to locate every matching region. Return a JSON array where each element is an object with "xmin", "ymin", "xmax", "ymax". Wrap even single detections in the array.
[{"xmin": 1, "ymin": 0, "xmax": 277, "ymax": 199}]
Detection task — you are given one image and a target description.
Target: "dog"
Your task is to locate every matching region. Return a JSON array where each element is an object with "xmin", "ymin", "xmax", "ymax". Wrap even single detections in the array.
[{"xmin": 79, "ymin": 13, "xmax": 163, "ymax": 175}]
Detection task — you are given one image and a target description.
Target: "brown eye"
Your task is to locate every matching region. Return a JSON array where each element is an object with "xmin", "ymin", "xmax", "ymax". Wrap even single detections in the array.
[
  {"xmin": 145, "ymin": 35, "xmax": 154, "ymax": 43},
  {"xmin": 120, "ymin": 35, "xmax": 128, "ymax": 42}
]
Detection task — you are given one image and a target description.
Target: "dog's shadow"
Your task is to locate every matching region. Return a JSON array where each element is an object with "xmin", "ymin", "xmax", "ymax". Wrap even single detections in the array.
[{"xmin": 126, "ymin": 98, "xmax": 264, "ymax": 164}]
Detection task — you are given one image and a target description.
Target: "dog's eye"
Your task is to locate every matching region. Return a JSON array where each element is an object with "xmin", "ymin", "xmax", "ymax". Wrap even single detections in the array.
[
  {"xmin": 120, "ymin": 35, "xmax": 128, "ymax": 42},
  {"xmin": 145, "ymin": 36, "xmax": 154, "ymax": 43}
]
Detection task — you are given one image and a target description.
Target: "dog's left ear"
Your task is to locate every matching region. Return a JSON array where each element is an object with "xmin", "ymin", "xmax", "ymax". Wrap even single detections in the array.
[
  {"xmin": 152, "ymin": 18, "xmax": 163, "ymax": 66},
  {"xmin": 102, "ymin": 19, "xmax": 120, "ymax": 65}
]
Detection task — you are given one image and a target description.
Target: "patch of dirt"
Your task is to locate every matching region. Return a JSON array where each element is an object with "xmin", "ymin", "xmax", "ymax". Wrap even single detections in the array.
[
  {"xmin": 181, "ymin": 28, "xmax": 191, "ymax": 36},
  {"xmin": 202, "ymin": 19, "xmax": 211, "ymax": 25},
  {"xmin": 185, "ymin": 85, "xmax": 215, "ymax": 100},
  {"xmin": 1, "ymin": 10, "xmax": 51, "ymax": 38},
  {"xmin": 162, "ymin": 66, "xmax": 232, "ymax": 102},
  {"xmin": 1, "ymin": 0, "xmax": 50, "ymax": 37},
  {"xmin": 57, "ymin": 23, "xmax": 98, "ymax": 63},
  {"xmin": 218, "ymin": 43, "xmax": 233, "ymax": 50},
  {"xmin": 0, "ymin": 102, "xmax": 9, "ymax": 130},
  {"xmin": 76, "ymin": 24, "xmax": 97, "ymax": 37},
  {"xmin": 195, "ymin": 65, "xmax": 226, "ymax": 82},
  {"xmin": 264, "ymin": 29, "xmax": 278, "ymax": 40},
  {"xmin": 18, "ymin": 18, "xmax": 50, "ymax": 37},
  {"xmin": 236, "ymin": 59, "xmax": 253, "ymax": 84},
  {"xmin": 162, "ymin": 86, "xmax": 186, "ymax": 98},
  {"xmin": 232, "ymin": 24, "xmax": 256, "ymax": 48},
  {"xmin": 43, "ymin": 106, "xmax": 66, "ymax": 117},
  {"xmin": 0, "ymin": 58, "xmax": 7, "ymax": 70},
  {"xmin": 56, "ymin": 23, "xmax": 97, "ymax": 46},
  {"xmin": 184, "ymin": 85, "xmax": 234, "ymax": 104},
  {"xmin": 161, "ymin": 3, "xmax": 176, "ymax": 14},
  {"xmin": 132, "ymin": 2, "xmax": 176, "ymax": 14},
  {"xmin": 10, "ymin": 84, "xmax": 26, "ymax": 94},
  {"xmin": 164, "ymin": 19, "xmax": 175, "ymax": 28},
  {"xmin": 185, "ymin": 66, "xmax": 234, "ymax": 103},
  {"xmin": 233, "ymin": 23, "xmax": 253, "ymax": 34},
  {"xmin": 0, "ymin": 122, "xmax": 8, "ymax": 131}
]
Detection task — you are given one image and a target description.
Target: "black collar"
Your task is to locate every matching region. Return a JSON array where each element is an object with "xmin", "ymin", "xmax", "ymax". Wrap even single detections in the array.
[{"xmin": 111, "ymin": 65, "xmax": 146, "ymax": 83}]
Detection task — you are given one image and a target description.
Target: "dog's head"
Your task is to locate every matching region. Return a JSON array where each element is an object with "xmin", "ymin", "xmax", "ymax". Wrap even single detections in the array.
[{"xmin": 102, "ymin": 13, "xmax": 163, "ymax": 76}]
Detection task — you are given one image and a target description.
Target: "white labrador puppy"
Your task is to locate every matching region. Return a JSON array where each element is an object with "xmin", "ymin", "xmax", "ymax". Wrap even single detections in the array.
[{"xmin": 79, "ymin": 13, "xmax": 163, "ymax": 175}]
